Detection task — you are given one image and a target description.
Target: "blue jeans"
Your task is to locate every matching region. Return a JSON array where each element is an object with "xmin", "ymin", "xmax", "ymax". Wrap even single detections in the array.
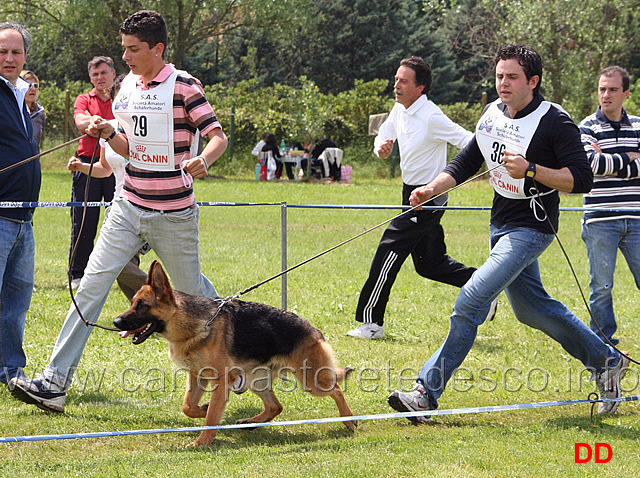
[
  {"xmin": 0, "ymin": 218, "xmax": 34, "ymax": 384},
  {"xmin": 581, "ymin": 219, "xmax": 640, "ymax": 345},
  {"xmin": 43, "ymin": 198, "xmax": 218, "ymax": 389},
  {"xmin": 418, "ymin": 225, "xmax": 618, "ymax": 402}
]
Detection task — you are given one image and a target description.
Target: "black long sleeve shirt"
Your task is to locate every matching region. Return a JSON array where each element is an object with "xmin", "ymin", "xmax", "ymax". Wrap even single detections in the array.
[{"xmin": 444, "ymin": 95, "xmax": 592, "ymax": 234}]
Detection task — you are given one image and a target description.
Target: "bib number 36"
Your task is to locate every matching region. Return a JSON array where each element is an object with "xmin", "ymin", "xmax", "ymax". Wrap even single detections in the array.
[{"xmin": 491, "ymin": 141, "xmax": 505, "ymax": 163}]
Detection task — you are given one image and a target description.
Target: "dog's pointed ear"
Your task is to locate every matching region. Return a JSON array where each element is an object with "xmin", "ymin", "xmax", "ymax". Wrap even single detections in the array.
[{"xmin": 148, "ymin": 260, "xmax": 174, "ymax": 303}]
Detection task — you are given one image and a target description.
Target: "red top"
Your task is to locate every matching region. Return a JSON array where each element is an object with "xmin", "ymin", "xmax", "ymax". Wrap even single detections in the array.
[{"xmin": 74, "ymin": 88, "xmax": 114, "ymax": 157}]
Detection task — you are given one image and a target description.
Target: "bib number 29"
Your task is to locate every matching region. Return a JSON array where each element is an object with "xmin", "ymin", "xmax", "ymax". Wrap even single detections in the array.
[
  {"xmin": 491, "ymin": 141, "xmax": 505, "ymax": 163},
  {"xmin": 132, "ymin": 115, "xmax": 148, "ymax": 137}
]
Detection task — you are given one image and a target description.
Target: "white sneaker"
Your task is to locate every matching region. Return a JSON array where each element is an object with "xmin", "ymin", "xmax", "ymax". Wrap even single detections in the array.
[
  {"xmin": 388, "ymin": 383, "xmax": 437, "ymax": 424},
  {"xmin": 595, "ymin": 352, "xmax": 630, "ymax": 414},
  {"xmin": 347, "ymin": 322, "xmax": 384, "ymax": 339},
  {"xmin": 485, "ymin": 297, "xmax": 498, "ymax": 322}
]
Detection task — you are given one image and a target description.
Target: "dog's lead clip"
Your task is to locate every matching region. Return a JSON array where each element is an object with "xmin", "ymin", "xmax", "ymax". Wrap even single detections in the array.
[{"xmin": 205, "ymin": 297, "xmax": 231, "ymax": 328}]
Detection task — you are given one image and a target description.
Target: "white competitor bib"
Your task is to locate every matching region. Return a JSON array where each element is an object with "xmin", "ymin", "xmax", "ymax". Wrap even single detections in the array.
[
  {"xmin": 113, "ymin": 71, "xmax": 177, "ymax": 171},
  {"xmin": 476, "ymin": 99, "xmax": 551, "ymax": 199}
]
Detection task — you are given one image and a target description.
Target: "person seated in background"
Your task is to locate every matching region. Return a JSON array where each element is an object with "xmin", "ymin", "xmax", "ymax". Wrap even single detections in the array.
[
  {"xmin": 20, "ymin": 70, "xmax": 45, "ymax": 151},
  {"xmin": 261, "ymin": 132, "xmax": 283, "ymax": 179},
  {"xmin": 283, "ymin": 140, "xmax": 306, "ymax": 180},
  {"xmin": 310, "ymin": 137, "xmax": 337, "ymax": 160},
  {"xmin": 251, "ymin": 132, "xmax": 268, "ymax": 157},
  {"xmin": 310, "ymin": 137, "xmax": 337, "ymax": 178}
]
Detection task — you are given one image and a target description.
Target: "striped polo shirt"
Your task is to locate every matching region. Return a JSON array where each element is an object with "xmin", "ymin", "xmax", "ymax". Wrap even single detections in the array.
[
  {"xmin": 579, "ymin": 106, "xmax": 640, "ymax": 224},
  {"xmin": 120, "ymin": 64, "xmax": 221, "ymax": 211}
]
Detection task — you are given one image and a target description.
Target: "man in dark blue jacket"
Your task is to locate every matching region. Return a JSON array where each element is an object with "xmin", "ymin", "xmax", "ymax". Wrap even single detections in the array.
[{"xmin": 0, "ymin": 22, "xmax": 40, "ymax": 386}]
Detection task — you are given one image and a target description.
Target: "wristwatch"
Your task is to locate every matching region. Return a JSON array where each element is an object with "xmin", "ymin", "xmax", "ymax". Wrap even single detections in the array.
[{"xmin": 526, "ymin": 161, "xmax": 536, "ymax": 178}]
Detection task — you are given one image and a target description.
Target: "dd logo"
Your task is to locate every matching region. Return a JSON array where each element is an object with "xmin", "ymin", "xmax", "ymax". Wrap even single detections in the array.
[{"xmin": 574, "ymin": 443, "xmax": 612, "ymax": 463}]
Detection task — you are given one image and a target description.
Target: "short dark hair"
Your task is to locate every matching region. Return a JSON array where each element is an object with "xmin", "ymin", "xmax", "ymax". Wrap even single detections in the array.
[
  {"xmin": 600, "ymin": 65, "xmax": 630, "ymax": 91},
  {"xmin": 87, "ymin": 56, "xmax": 115, "ymax": 75},
  {"xmin": 399, "ymin": 56, "xmax": 432, "ymax": 95},
  {"xmin": 495, "ymin": 44, "xmax": 543, "ymax": 96},
  {"xmin": 0, "ymin": 21, "xmax": 31, "ymax": 52},
  {"xmin": 119, "ymin": 10, "xmax": 168, "ymax": 58}
]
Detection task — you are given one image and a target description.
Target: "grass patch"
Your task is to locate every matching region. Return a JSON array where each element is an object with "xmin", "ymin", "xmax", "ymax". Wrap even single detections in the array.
[{"xmin": 1, "ymin": 168, "xmax": 639, "ymax": 477}]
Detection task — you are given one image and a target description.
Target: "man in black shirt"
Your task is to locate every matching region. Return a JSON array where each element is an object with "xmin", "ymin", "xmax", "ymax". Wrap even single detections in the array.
[{"xmin": 388, "ymin": 45, "xmax": 629, "ymax": 422}]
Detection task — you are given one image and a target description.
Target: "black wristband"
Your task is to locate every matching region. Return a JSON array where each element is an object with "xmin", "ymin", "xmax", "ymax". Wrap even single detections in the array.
[
  {"xmin": 526, "ymin": 161, "xmax": 536, "ymax": 178},
  {"xmin": 105, "ymin": 129, "xmax": 116, "ymax": 142}
]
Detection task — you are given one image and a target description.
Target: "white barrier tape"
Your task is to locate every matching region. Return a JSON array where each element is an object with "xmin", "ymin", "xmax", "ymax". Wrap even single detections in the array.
[
  {"xmin": 1, "ymin": 395, "xmax": 637, "ymax": 443},
  {"xmin": 0, "ymin": 201, "xmax": 280, "ymax": 208},
  {"xmin": 2, "ymin": 201, "xmax": 640, "ymax": 213}
]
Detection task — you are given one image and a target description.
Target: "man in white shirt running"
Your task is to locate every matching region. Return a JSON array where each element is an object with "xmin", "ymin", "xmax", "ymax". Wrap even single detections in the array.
[{"xmin": 348, "ymin": 56, "xmax": 496, "ymax": 339}]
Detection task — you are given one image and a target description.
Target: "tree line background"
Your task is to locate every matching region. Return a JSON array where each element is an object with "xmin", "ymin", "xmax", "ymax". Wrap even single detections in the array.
[{"xmin": 3, "ymin": 0, "xmax": 640, "ymax": 168}]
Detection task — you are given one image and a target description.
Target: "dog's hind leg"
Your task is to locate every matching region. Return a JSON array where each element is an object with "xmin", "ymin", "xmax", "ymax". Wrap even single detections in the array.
[
  {"xmin": 328, "ymin": 384, "xmax": 357, "ymax": 431},
  {"xmin": 308, "ymin": 366, "xmax": 357, "ymax": 431},
  {"xmin": 237, "ymin": 387, "xmax": 283, "ymax": 425},
  {"xmin": 293, "ymin": 342, "xmax": 357, "ymax": 431}
]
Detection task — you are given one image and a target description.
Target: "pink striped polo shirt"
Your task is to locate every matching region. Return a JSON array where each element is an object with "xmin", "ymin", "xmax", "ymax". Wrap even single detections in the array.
[{"xmin": 120, "ymin": 64, "xmax": 222, "ymax": 211}]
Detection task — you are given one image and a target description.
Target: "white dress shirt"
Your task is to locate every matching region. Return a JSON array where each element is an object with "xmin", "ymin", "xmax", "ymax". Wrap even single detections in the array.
[
  {"xmin": 374, "ymin": 94, "xmax": 472, "ymax": 185},
  {"xmin": 0, "ymin": 75, "xmax": 30, "ymax": 133}
]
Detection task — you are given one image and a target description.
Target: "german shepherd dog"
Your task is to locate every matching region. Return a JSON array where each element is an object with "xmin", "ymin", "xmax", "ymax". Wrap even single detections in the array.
[{"xmin": 114, "ymin": 260, "xmax": 356, "ymax": 447}]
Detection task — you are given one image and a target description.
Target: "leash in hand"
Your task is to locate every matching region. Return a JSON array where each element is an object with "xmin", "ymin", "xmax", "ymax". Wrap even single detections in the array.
[
  {"xmin": 0, "ymin": 134, "xmax": 87, "ymax": 176},
  {"xmin": 66, "ymin": 135, "xmax": 120, "ymax": 332}
]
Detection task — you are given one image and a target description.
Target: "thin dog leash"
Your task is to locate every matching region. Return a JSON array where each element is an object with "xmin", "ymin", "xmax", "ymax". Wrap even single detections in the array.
[
  {"xmin": 226, "ymin": 159, "xmax": 637, "ymax": 365},
  {"xmin": 204, "ymin": 164, "xmax": 503, "ymax": 327},
  {"xmin": 0, "ymin": 132, "xmax": 117, "ymax": 330},
  {"xmin": 66, "ymin": 135, "xmax": 121, "ymax": 332},
  {"xmin": 0, "ymin": 134, "xmax": 86, "ymax": 176},
  {"xmin": 530, "ymin": 179, "xmax": 639, "ymax": 366},
  {"xmin": 206, "ymin": 163, "xmax": 504, "ymax": 320}
]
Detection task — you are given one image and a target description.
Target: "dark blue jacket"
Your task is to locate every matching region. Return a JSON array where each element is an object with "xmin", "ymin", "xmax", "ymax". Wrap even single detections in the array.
[{"xmin": 0, "ymin": 79, "xmax": 41, "ymax": 223}]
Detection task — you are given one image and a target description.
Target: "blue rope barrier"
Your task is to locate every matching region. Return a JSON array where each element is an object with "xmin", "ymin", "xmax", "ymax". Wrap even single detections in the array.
[
  {"xmin": 1, "ymin": 395, "xmax": 637, "ymax": 443},
  {"xmin": 2, "ymin": 201, "xmax": 640, "ymax": 213}
]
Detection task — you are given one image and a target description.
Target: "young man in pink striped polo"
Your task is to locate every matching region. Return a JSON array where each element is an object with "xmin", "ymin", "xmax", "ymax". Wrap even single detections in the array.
[{"xmin": 10, "ymin": 10, "xmax": 228, "ymax": 412}]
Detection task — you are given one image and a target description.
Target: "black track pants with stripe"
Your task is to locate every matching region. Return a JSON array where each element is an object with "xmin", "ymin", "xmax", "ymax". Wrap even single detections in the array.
[{"xmin": 355, "ymin": 185, "xmax": 475, "ymax": 325}]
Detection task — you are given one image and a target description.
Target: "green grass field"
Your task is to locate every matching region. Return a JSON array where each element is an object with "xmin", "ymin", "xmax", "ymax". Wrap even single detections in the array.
[{"xmin": 1, "ymin": 166, "xmax": 639, "ymax": 477}]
